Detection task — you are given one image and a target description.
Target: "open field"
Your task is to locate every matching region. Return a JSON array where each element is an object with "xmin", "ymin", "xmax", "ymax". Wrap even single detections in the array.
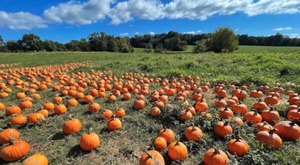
[{"xmin": 0, "ymin": 46, "xmax": 300, "ymax": 165}]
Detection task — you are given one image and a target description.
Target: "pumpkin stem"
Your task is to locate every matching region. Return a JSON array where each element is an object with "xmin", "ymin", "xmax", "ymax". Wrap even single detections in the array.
[
  {"xmin": 8, "ymin": 137, "xmax": 15, "ymax": 144},
  {"xmin": 269, "ymin": 129, "xmax": 276, "ymax": 135},
  {"xmin": 145, "ymin": 151, "xmax": 153, "ymax": 159},
  {"xmin": 290, "ymin": 121, "xmax": 297, "ymax": 126},
  {"xmin": 88, "ymin": 127, "xmax": 93, "ymax": 134},
  {"xmin": 224, "ymin": 121, "xmax": 230, "ymax": 126},
  {"xmin": 213, "ymin": 147, "xmax": 220, "ymax": 154},
  {"xmin": 191, "ymin": 123, "xmax": 196, "ymax": 131}
]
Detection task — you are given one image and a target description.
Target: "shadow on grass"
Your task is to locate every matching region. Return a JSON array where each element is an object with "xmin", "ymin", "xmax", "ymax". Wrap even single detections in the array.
[
  {"xmin": 51, "ymin": 132, "xmax": 65, "ymax": 140},
  {"xmin": 67, "ymin": 145, "xmax": 84, "ymax": 158}
]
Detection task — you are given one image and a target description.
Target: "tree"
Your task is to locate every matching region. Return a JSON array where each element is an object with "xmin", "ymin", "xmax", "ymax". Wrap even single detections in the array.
[
  {"xmin": 154, "ymin": 43, "xmax": 164, "ymax": 53},
  {"xmin": 117, "ymin": 38, "xmax": 133, "ymax": 53},
  {"xmin": 6, "ymin": 41, "xmax": 19, "ymax": 52},
  {"xmin": 0, "ymin": 35, "xmax": 6, "ymax": 52},
  {"xmin": 193, "ymin": 40, "xmax": 208, "ymax": 53},
  {"xmin": 107, "ymin": 39, "xmax": 119, "ymax": 52},
  {"xmin": 164, "ymin": 36, "xmax": 187, "ymax": 51},
  {"xmin": 144, "ymin": 43, "xmax": 153, "ymax": 53},
  {"xmin": 18, "ymin": 33, "xmax": 43, "ymax": 52},
  {"xmin": 208, "ymin": 28, "xmax": 238, "ymax": 53}
]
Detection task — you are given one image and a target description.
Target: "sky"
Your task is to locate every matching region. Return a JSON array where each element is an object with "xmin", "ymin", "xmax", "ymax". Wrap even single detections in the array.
[{"xmin": 0, "ymin": 0, "xmax": 300, "ymax": 43}]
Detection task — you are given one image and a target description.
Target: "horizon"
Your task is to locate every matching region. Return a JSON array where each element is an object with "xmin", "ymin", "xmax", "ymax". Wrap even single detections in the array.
[{"xmin": 1, "ymin": 0, "xmax": 300, "ymax": 43}]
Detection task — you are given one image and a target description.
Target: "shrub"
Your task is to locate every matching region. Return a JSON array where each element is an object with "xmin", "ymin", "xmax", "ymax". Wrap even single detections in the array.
[
  {"xmin": 208, "ymin": 27, "xmax": 239, "ymax": 53},
  {"xmin": 144, "ymin": 43, "xmax": 153, "ymax": 53},
  {"xmin": 193, "ymin": 40, "xmax": 208, "ymax": 53}
]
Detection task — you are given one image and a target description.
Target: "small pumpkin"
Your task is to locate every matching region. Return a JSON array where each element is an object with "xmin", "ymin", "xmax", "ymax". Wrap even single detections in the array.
[
  {"xmin": 244, "ymin": 110, "xmax": 262, "ymax": 124},
  {"xmin": 0, "ymin": 128, "xmax": 20, "ymax": 144},
  {"xmin": 54, "ymin": 104, "xmax": 67, "ymax": 115},
  {"xmin": 63, "ymin": 118, "xmax": 82, "ymax": 135},
  {"xmin": 10, "ymin": 115, "xmax": 27, "ymax": 126},
  {"xmin": 203, "ymin": 147, "xmax": 229, "ymax": 165},
  {"xmin": 115, "ymin": 108, "xmax": 126, "ymax": 118},
  {"xmin": 22, "ymin": 153, "xmax": 48, "ymax": 165},
  {"xmin": 158, "ymin": 128, "xmax": 175, "ymax": 143},
  {"xmin": 185, "ymin": 124, "xmax": 203, "ymax": 141},
  {"xmin": 227, "ymin": 134, "xmax": 249, "ymax": 156},
  {"xmin": 89, "ymin": 103, "xmax": 101, "ymax": 112},
  {"xmin": 107, "ymin": 116, "xmax": 122, "ymax": 131},
  {"xmin": 139, "ymin": 150, "xmax": 165, "ymax": 165},
  {"xmin": 0, "ymin": 140, "xmax": 30, "ymax": 162},
  {"xmin": 134, "ymin": 98, "xmax": 146, "ymax": 110},
  {"xmin": 213, "ymin": 121, "xmax": 233, "ymax": 138},
  {"xmin": 167, "ymin": 141, "xmax": 188, "ymax": 161},
  {"xmin": 6, "ymin": 105, "xmax": 22, "ymax": 115},
  {"xmin": 153, "ymin": 137, "xmax": 167, "ymax": 151},
  {"xmin": 256, "ymin": 129, "xmax": 282, "ymax": 149},
  {"xmin": 80, "ymin": 131, "xmax": 100, "ymax": 151},
  {"xmin": 274, "ymin": 121, "xmax": 300, "ymax": 141},
  {"xmin": 27, "ymin": 113, "xmax": 45, "ymax": 124},
  {"xmin": 150, "ymin": 107, "xmax": 161, "ymax": 117}
]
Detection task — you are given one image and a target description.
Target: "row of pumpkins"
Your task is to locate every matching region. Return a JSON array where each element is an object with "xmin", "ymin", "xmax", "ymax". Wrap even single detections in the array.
[{"xmin": 0, "ymin": 62, "xmax": 300, "ymax": 164}]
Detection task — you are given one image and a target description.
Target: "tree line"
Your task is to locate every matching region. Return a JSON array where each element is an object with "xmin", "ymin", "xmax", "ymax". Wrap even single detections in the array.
[{"xmin": 0, "ymin": 29, "xmax": 299, "ymax": 53}]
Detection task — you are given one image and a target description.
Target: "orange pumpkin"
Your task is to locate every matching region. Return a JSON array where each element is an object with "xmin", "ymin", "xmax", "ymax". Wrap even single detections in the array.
[
  {"xmin": 0, "ymin": 140, "xmax": 30, "ymax": 162},
  {"xmin": 22, "ymin": 153, "xmax": 48, "ymax": 165},
  {"xmin": 203, "ymin": 148, "xmax": 229, "ymax": 165},
  {"xmin": 167, "ymin": 141, "xmax": 188, "ymax": 161},
  {"xmin": 139, "ymin": 150, "xmax": 165, "ymax": 165},
  {"xmin": 80, "ymin": 132, "xmax": 100, "ymax": 151}
]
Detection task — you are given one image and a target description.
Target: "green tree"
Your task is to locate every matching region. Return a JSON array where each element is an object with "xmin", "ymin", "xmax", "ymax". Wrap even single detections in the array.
[
  {"xmin": 107, "ymin": 39, "xmax": 119, "ymax": 52},
  {"xmin": 144, "ymin": 43, "xmax": 153, "ymax": 53},
  {"xmin": 18, "ymin": 33, "xmax": 43, "ymax": 52},
  {"xmin": 117, "ymin": 38, "xmax": 133, "ymax": 53},
  {"xmin": 164, "ymin": 36, "xmax": 187, "ymax": 51},
  {"xmin": 208, "ymin": 27, "xmax": 238, "ymax": 53},
  {"xmin": 6, "ymin": 40, "xmax": 19, "ymax": 52},
  {"xmin": 154, "ymin": 43, "xmax": 164, "ymax": 53},
  {"xmin": 193, "ymin": 40, "xmax": 208, "ymax": 53}
]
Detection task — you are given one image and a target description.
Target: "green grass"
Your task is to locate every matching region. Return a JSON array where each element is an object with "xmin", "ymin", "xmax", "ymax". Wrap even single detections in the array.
[{"xmin": 0, "ymin": 45, "xmax": 300, "ymax": 164}]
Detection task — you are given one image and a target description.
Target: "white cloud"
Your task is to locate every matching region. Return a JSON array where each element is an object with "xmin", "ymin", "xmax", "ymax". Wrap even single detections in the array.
[
  {"xmin": 109, "ymin": 0, "xmax": 165, "ymax": 24},
  {"xmin": 1, "ymin": 0, "xmax": 300, "ymax": 30},
  {"xmin": 286, "ymin": 33, "xmax": 300, "ymax": 38},
  {"xmin": 43, "ymin": 0, "xmax": 113, "ymax": 25},
  {"xmin": 183, "ymin": 30, "xmax": 202, "ymax": 35},
  {"xmin": 274, "ymin": 27, "xmax": 292, "ymax": 31},
  {"xmin": 134, "ymin": 32, "xmax": 140, "ymax": 35},
  {"xmin": 0, "ymin": 11, "xmax": 47, "ymax": 30},
  {"xmin": 120, "ymin": 32, "xmax": 129, "ymax": 36},
  {"xmin": 149, "ymin": 32, "xmax": 155, "ymax": 35}
]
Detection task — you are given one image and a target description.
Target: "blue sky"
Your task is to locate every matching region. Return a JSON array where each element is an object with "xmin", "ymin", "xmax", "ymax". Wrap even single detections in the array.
[{"xmin": 0, "ymin": 0, "xmax": 300, "ymax": 43}]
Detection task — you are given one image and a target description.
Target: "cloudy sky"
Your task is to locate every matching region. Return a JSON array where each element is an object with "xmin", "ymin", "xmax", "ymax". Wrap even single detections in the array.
[{"xmin": 0, "ymin": 0, "xmax": 299, "ymax": 42}]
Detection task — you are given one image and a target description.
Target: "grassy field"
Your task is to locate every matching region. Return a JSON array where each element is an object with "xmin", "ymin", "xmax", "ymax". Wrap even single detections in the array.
[{"xmin": 0, "ymin": 45, "xmax": 300, "ymax": 165}]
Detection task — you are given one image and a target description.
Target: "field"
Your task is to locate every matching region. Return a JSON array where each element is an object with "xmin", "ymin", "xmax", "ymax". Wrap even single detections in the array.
[{"xmin": 0, "ymin": 45, "xmax": 300, "ymax": 165}]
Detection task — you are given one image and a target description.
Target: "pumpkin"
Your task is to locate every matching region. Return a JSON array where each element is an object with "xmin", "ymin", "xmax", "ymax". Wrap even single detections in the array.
[
  {"xmin": 22, "ymin": 153, "xmax": 48, "ymax": 165},
  {"xmin": 63, "ymin": 118, "xmax": 82, "ymax": 135},
  {"xmin": 194, "ymin": 100, "xmax": 208, "ymax": 112},
  {"xmin": 185, "ymin": 124, "xmax": 203, "ymax": 141},
  {"xmin": 255, "ymin": 122, "xmax": 273, "ymax": 132},
  {"xmin": 102, "ymin": 110, "xmax": 113, "ymax": 119},
  {"xmin": 0, "ymin": 140, "xmax": 30, "ymax": 162},
  {"xmin": 179, "ymin": 109, "xmax": 193, "ymax": 122},
  {"xmin": 287, "ymin": 108, "xmax": 300, "ymax": 122},
  {"xmin": 115, "ymin": 108, "xmax": 126, "ymax": 118},
  {"xmin": 67, "ymin": 98, "xmax": 78, "ymax": 107},
  {"xmin": 219, "ymin": 107, "xmax": 234, "ymax": 119},
  {"xmin": 256, "ymin": 129, "xmax": 282, "ymax": 149},
  {"xmin": 158, "ymin": 128, "xmax": 175, "ymax": 143},
  {"xmin": 274, "ymin": 121, "xmax": 300, "ymax": 141},
  {"xmin": 214, "ymin": 98, "xmax": 227, "ymax": 108},
  {"xmin": 264, "ymin": 94, "xmax": 279, "ymax": 106},
  {"xmin": 53, "ymin": 96, "xmax": 63, "ymax": 104},
  {"xmin": 19, "ymin": 101, "xmax": 33, "ymax": 109},
  {"xmin": 167, "ymin": 141, "xmax": 188, "ymax": 161},
  {"xmin": 27, "ymin": 113, "xmax": 45, "ymax": 124},
  {"xmin": 213, "ymin": 121, "xmax": 232, "ymax": 138},
  {"xmin": 16, "ymin": 92, "xmax": 26, "ymax": 99},
  {"xmin": 122, "ymin": 93, "xmax": 131, "ymax": 100},
  {"xmin": 83, "ymin": 95, "xmax": 94, "ymax": 103},
  {"xmin": 0, "ymin": 102, "xmax": 6, "ymax": 110},
  {"xmin": 54, "ymin": 104, "xmax": 67, "ymax": 115},
  {"xmin": 139, "ymin": 150, "xmax": 165, "ymax": 165},
  {"xmin": 108, "ymin": 94, "xmax": 117, "ymax": 102},
  {"xmin": 6, "ymin": 105, "xmax": 22, "ymax": 115},
  {"xmin": 244, "ymin": 110, "xmax": 262, "ymax": 124},
  {"xmin": 227, "ymin": 135, "xmax": 249, "ymax": 156},
  {"xmin": 232, "ymin": 103, "xmax": 248, "ymax": 116},
  {"xmin": 261, "ymin": 107, "xmax": 280, "ymax": 124},
  {"xmin": 10, "ymin": 115, "xmax": 27, "ymax": 126},
  {"xmin": 252, "ymin": 100, "xmax": 268, "ymax": 112},
  {"xmin": 134, "ymin": 98, "xmax": 146, "ymax": 110},
  {"xmin": 80, "ymin": 131, "xmax": 100, "ymax": 151},
  {"xmin": 107, "ymin": 116, "xmax": 122, "ymax": 131},
  {"xmin": 153, "ymin": 137, "xmax": 167, "ymax": 151},
  {"xmin": 0, "ymin": 128, "xmax": 20, "ymax": 144},
  {"xmin": 43, "ymin": 102, "xmax": 55, "ymax": 111},
  {"xmin": 203, "ymin": 148, "xmax": 229, "ymax": 165},
  {"xmin": 150, "ymin": 107, "xmax": 161, "ymax": 117},
  {"xmin": 89, "ymin": 103, "xmax": 101, "ymax": 112}
]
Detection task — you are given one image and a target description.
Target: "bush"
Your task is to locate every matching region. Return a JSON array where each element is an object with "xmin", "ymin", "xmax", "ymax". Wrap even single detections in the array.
[
  {"xmin": 193, "ymin": 40, "xmax": 208, "ymax": 53},
  {"xmin": 154, "ymin": 43, "xmax": 164, "ymax": 53},
  {"xmin": 144, "ymin": 43, "xmax": 153, "ymax": 53},
  {"xmin": 208, "ymin": 27, "xmax": 238, "ymax": 53}
]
